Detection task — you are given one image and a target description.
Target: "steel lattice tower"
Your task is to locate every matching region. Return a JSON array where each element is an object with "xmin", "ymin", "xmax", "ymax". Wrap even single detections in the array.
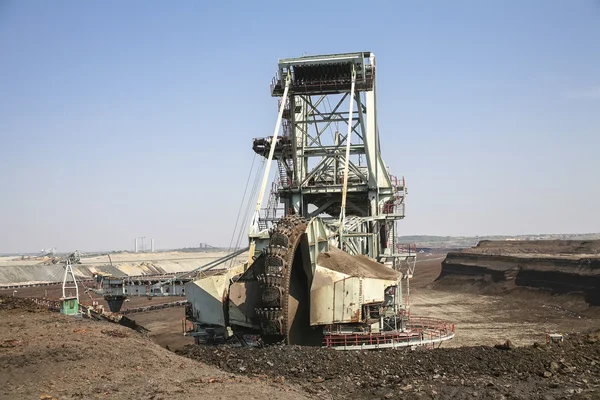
[{"xmin": 251, "ymin": 52, "xmax": 411, "ymax": 269}]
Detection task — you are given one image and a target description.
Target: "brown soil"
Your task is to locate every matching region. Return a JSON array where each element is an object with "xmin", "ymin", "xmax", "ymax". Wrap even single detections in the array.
[
  {"xmin": 3, "ymin": 245, "xmax": 600, "ymax": 399},
  {"xmin": 411, "ymin": 251, "xmax": 600, "ymax": 347},
  {"xmin": 437, "ymin": 240, "xmax": 600, "ymax": 306},
  {"xmin": 173, "ymin": 250, "xmax": 600, "ymax": 399},
  {"xmin": 410, "ymin": 254, "xmax": 446, "ymax": 288},
  {"xmin": 177, "ymin": 333, "xmax": 600, "ymax": 399},
  {"xmin": 317, "ymin": 246, "xmax": 400, "ymax": 280},
  {"xmin": 129, "ymin": 307, "xmax": 194, "ymax": 351},
  {"xmin": 466, "ymin": 240, "xmax": 600, "ymax": 255},
  {"xmin": 0, "ymin": 296, "xmax": 310, "ymax": 400}
]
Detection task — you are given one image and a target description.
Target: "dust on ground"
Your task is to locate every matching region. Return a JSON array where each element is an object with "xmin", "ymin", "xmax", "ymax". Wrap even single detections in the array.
[{"xmin": 0, "ymin": 296, "xmax": 310, "ymax": 400}]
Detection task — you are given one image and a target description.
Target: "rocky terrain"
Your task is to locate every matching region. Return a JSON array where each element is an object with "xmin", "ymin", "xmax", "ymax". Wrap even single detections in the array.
[
  {"xmin": 178, "ymin": 333, "xmax": 600, "ymax": 399},
  {"xmin": 4, "ymin": 294, "xmax": 599, "ymax": 400},
  {"xmin": 438, "ymin": 240, "xmax": 600, "ymax": 305}
]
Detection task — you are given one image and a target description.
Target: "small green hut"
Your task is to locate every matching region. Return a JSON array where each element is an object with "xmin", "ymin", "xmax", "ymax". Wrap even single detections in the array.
[{"xmin": 60, "ymin": 296, "xmax": 80, "ymax": 316}]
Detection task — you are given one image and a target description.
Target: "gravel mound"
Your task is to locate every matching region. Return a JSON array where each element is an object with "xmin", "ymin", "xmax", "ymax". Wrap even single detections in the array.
[
  {"xmin": 317, "ymin": 247, "xmax": 401, "ymax": 280},
  {"xmin": 0, "ymin": 296, "xmax": 45, "ymax": 313},
  {"xmin": 177, "ymin": 334, "xmax": 600, "ymax": 399}
]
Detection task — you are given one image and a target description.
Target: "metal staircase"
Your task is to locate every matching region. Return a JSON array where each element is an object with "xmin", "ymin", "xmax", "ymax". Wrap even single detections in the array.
[
  {"xmin": 259, "ymin": 182, "xmax": 281, "ymax": 231},
  {"xmin": 277, "ymin": 160, "xmax": 289, "ymax": 188}
]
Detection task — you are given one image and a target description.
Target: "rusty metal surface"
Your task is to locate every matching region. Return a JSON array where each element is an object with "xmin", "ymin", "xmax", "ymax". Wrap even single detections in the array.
[{"xmin": 229, "ymin": 280, "xmax": 260, "ymax": 329}]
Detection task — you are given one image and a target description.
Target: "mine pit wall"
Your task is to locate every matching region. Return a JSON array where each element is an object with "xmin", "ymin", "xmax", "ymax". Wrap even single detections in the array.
[{"xmin": 440, "ymin": 252, "xmax": 600, "ymax": 306}]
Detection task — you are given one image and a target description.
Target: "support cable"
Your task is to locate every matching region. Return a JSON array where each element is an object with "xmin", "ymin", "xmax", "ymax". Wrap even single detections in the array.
[
  {"xmin": 249, "ymin": 75, "xmax": 291, "ymax": 234},
  {"xmin": 246, "ymin": 75, "xmax": 292, "ymax": 264},
  {"xmin": 338, "ymin": 66, "xmax": 357, "ymax": 247},
  {"xmin": 242, "ymin": 159, "xmax": 265, "ymax": 231},
  {"xmin": 226, "ymin": 157, "xmax": 264, "ymax": 268},
  {"xmin": 227, "ymin": 155, "xmax": 257, "ymax": 253},
  {"xmin": 229, "ymin": 158, "xmax": 265, "ymax": 268}
]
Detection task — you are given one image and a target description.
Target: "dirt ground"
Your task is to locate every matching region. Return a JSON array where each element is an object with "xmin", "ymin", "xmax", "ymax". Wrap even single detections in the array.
[
  {"xmin": 0, "ymin": 297, "xmax": 310, "ymax": 400},
  {"xmin": 458, "ymin": 240, "xmax": 600, "ymax": 256},
  {"xmin": 0, "ymin": 284, "xmax": 195, "ymax": 352},
  {"xmin": 130, "ymin": 307, "xmax": 194, "ymax": 351},
  {"xmin": 2, "ymin": 296, "xmax": 598, "ymax": 400},
  {"xmin": 178, "ymin": 332, "xmax": 600, "ymax": 399},
  {"xmin": 410, "ymin": 254, "xmax": 600, "ymax": 347},
  {"xmin": 2, "ymin": 251, "xmax": 600, "ymax": 399},
  {"xmin": 172, "ymin": 252, "xmax": 600, "ymax": 399}
]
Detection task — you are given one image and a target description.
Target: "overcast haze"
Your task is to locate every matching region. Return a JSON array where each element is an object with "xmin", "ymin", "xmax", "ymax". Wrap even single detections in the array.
[{"xmin": 1, "ymin": 1, "xmax": 599, "ymax": 253}]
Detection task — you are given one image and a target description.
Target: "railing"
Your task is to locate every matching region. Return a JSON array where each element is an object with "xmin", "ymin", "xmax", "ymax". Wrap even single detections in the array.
[
  {"xmin": 270, "ymin": 71, "xmax": 281, "ymax": 94},
  {"xmin": 396, "ymin": 243, "xmax": 417, "ymax": 256},
  {"xmin": 323, "ymin": 315, "xmax": 454, "ymax": 350},
  {"xmin": 388, "ymin": 174, "xmax": 405, "ymax": 190},
  {"xmin": 380, "ymin": 174, "xmax": 406, "ymax": 216},
  {"xmin": 262, "ymin": 181, "xmax": 282, "ymax": 229},
  {"xmin": 381, "ymin": 199, "xmax": 405, "ymax": 216},
  {"xmin": 277, "ymin": 161, "xmax": 290, "ymax": 188}
]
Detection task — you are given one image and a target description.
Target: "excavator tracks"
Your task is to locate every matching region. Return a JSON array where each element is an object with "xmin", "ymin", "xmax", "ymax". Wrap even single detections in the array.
[{"xmin": 254, "ymin": 215, "xmax": 308, "ymax": 343}]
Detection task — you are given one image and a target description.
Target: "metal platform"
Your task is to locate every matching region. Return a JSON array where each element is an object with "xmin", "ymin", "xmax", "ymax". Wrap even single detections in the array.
[
  {"xmin": 271, "ymin": 52, "xmax": 375, "ymax": 95},
  {"xmin": 324, "ymin": 316, "xmax": 455, "ymax": 350}
]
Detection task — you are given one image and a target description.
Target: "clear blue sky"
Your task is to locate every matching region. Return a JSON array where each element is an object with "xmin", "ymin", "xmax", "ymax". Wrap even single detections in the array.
[{"xmin": 1, "ymin": 1, "xmax": 599, "ymax": 253}]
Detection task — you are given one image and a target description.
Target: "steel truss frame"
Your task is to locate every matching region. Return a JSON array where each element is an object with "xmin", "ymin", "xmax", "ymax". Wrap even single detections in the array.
[{"xmin": 252, "ymin": 51, "xmax": 415, "ymax": 278}]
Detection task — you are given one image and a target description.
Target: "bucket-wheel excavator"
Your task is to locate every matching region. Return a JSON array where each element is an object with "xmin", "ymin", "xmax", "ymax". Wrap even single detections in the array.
[{"xmin": 184, "ymin": 52, "xmax": 454, "ymax": 349}]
